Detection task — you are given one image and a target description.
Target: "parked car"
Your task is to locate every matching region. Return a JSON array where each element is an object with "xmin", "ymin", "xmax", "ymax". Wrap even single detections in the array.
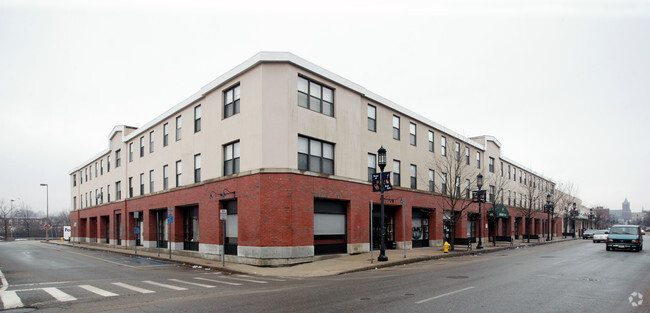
[
  {"xmin": 592, "ymin": 230, "xmax": 608, "ymax": 243},
  {"xmin": 606, "ymin": 225, "xmax": 643, "ymax": 252},
  {"xmin": 582, "ymin": 229, "xmax": 596, "ymax": 239}
]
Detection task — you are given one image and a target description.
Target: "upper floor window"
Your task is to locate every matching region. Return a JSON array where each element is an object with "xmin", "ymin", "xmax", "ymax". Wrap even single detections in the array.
[
  {"xmin": 297, "ymin": 76, "xmax": 333, "ymax": 116},
  {"xmin": 476, "ymin": 151, "xmax": 481, "ymax": 169},
  {"xmin": 455, "ymin": 142, "xmax": 460, "ymax": 161},
  {"xmin": 128, "ymin": 143, "xmax": 133, "ymax": 162},
  {"xmin": 194, "ymin": 105, "xmax": 202, "ymax": 132},
  {"xmin": 115, "ymin": 149, "xmax": 121, "ymax": 168},
  {"xmin": 149, "ymin": 170, "xmax": 154, "ymax": 193},
  {"xmin": 107, "ymin": 155, "xmax": 111, "ymax": 172},
  {"xmin": 163, "ymin": 123, "xmax": 169, "ymax": 147},
  {"xmin": 465, "ymin": 147, "xmax": 470, "ymax": 165},
  {"xmin": 163, "ymin": 165, "xmax": 169, "ymax": 190},
  {"xmin": 392, "ymin": 116, "xmax": 400, "ymax": 140},
  {"xmin": 116, "ymin": 181, "xmax": 122, "ymax": 200},
  {"xmin": 224, "ymin": 141, "xmax": 240, "ymax": 176},
  {"xmin": 224, "ymin": 85, "xmax": 240, "ymax": 118},
  {"xmin": 428, "ymin": 169, "xmax": 434, "ymax": 192},
  {"xmin": 139, "ymin": 137, "xmax": 144, "ymax": 157},
  {"xmin": 175, "ymin": 116, "xmax": 182, "ymax": 141},
  {"xmin": 441, "ymin": 136, "xmax": 447, "ymax": 156},
  {"xmin": 500, "ymin": 162, "xmax": 504, "ymax": 176},
  {"xmin": 368, "ymin": 105, "xmax": 376, "ymax": 132},
  {"xmin": 149, "ymin": 131, "xmax": 154, "ymax": 153},
  {"xmin": 194, "ymin": 154, "xmax": 201, "ymax": 183},
  {"xmin": 139, "ymin": 173, "xmax": 145, "ymax": 195},
  {"xmin": 298, "ymin": 136, "xmax": 333, "ymax": 174},
  {"xmin": 368, "ymin": 153, "xmax": 376, "ymax": 182},
  {"xmin": 128, "ymin": 177, "xmax": 133, "ymax": 198},
  {"xmin": 489, "ymin": 157, "xmax": 495, "ymax": 173},
  {"xmin": 100, "ymin": 159, "xmax": 103, "ymax": 175},
  {"xmin": 393, "ymin": 160, "xmax": 401, "ymax": 187},
  {"xmin": 465, "ymin": 179, "xmax": 471, "ymax": 198},
  {"xmin": 409, "ymin": 123, "xmax": 416, "ymax": 146},
  {"xmin": 73, "ymin": 174, "xmax": 77, "ymax": 187},
  {"xmin": 175, "ymin": 160, "xmax": 182, "ymax": 187},
  {"xmin": 441, "ymin": 173, "xmax": 447, "ymax": 195},
  {"xmin": 410, "ymin": 164, "xmax": 417, "ymax": 189},
  {"xmin": 489, "ymin": 185, "xmax": 495, "ymax": 202},
  {"xmin": 428, "ymin": 131, "xmax": 434, "ymax": 152}
]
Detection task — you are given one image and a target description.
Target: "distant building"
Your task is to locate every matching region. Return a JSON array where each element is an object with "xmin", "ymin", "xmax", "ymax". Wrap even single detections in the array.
[{"xmin": 622, "ymin": 198, "xmax": 631, "ymax": 221}]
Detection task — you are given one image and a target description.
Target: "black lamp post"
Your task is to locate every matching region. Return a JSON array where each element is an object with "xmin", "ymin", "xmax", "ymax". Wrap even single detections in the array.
[
  {"xmin": 377, "ymin": 146, "xmax": 388, "ymax": 262},
  {"xmin": 545, "ymin": 194, "xmax": 553, "ymax": 241},
  {"xmin": 476, "ymin": 173, "xmax": 484, "ymax": 250},
  {"xmin": 572, "ymin": 202, "xmax": 577, "ymax": 237}
]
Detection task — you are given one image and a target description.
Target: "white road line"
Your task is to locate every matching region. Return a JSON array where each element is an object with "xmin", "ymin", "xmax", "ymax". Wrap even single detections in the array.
[
  {"xmin": 416, "ymin": 286, "xmax": 475, "ymax": 304},
  {"xmin": 79, "ymin": 285, "xmax": 119, "ymax": 297},
  {"xmin": 553, "ymin": 259, "xmax": 568, "ymax": 265},
  {"xmin": 223, "ymin": 276, "xmax": 268, "ymax": 284},
  {"xmin": 43, "ymin": 287, "xmax": 77, "ymax": 302},
  {"xmin": 237, "ymin": 274, "xmax": 285, "ymax": 282},
  {"xmin": 142, "ymin": 280, "xmax": 188, "ymax": 291},
  {"xmin": 194, "ymin": 277, "xmax": 243, "ymax": 286},
  {"xmin": 112, "ymin": 282, "xmax": 155, "ymax": 294},
  {"xmin": 169, "ymin": 279, "xmax": 215, "ymax": 288},
  {"xmin": 0, "ymin": 290, "xmax": 24, "ymax": 310},
  {"xmin": 0, "ymin": 268, "xmax": 9, "ymax": 293}
]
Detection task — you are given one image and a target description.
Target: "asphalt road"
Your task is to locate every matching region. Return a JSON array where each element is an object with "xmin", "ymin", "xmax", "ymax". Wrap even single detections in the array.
[{"xmin": 1, "ymin": 239, "xmax": 648, "ymax": 312}]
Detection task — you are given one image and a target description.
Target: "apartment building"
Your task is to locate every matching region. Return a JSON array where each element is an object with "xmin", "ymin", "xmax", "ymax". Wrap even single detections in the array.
[{"xmin": 69, "ymin": 52, "xmax": 558, "ymax": 266}]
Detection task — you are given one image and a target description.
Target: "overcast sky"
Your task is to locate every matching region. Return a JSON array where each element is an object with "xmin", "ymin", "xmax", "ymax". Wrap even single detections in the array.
[{"xmin": 1, "ymin": 0, "xmax": 649, "ymax": 216}]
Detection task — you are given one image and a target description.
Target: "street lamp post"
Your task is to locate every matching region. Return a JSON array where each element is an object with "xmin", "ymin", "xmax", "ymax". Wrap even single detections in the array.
[
  {"xmin": 476, "ymin": 173, "xmax": 484, "ymax": 250},
  {"xmin": 377, "ymin": 146, "xmax": 388, "ymax": 262},
  {"xmin": 40, "ymin": 183, "xmax": 49, "ymax": 241},
  {"xmin": 572, "ymin": 202, "xmax": 577, "ymax": 237},
  {"xmin": 545, "ymin": 194, "xmax": 554, "ymax": 241}
]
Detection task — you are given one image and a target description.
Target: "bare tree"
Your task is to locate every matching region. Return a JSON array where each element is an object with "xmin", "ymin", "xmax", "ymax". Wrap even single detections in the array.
[
  {"xmin": 485, "ymin": 173, "xmax": 511, "ymax": 244},
  {"xmin": 552, "ymin": 181, "xmax": 579, "ymax": 236},
  {"xmin": 431, "ymin": 148, "xmax": 480, "ymax": 251},
  {"xmin": 50, "ymin": 210, "xmax": 70, "ymax": 238},
  {"xmin": 515, "ymin": 177, "xmax": 544, "ymax": 243},
  {"xmin": 1, "ymin": 199, "xmax": 17, "ymax": 240}
]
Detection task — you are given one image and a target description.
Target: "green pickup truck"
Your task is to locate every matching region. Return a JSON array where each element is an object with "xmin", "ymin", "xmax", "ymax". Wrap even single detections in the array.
[{"xmin": 606, "ymin": 225, "xmax": 643, "ymax": 252}]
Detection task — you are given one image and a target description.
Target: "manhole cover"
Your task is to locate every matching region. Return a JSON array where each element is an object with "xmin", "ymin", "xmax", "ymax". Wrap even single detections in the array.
[{"xmin": 446, "ymin": 276, "xmax": 469, "ymax": 279}]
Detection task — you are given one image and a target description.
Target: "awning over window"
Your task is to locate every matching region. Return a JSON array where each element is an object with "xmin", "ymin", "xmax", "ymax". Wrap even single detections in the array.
[{"xmin": 488, "ymin": 204, "xmax": 510, "ymax": 219}]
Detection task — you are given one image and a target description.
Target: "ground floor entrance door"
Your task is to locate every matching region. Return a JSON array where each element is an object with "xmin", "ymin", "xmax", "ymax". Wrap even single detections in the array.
[
  {"xmin": 183, "ymin": 206, "xmax": 199, "ymax": 251},
  {"xmin": 224, "ymin": 200, "xmax": 237, "ymax": 255},
  {"xmin": 412, "ymin": 208, "xmax": 430, "ymax": 248},
  {"xmin": 371, "ymin": 205, "xmax": 396, "ymax": 250},
  {"xmin": 115, "ymin": 214, "xmax": 121, "ymax": 245}
]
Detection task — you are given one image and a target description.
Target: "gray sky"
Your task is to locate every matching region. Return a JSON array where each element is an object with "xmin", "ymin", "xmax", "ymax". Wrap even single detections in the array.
[{"xmin": 1, "ymin": 0, "xmax": 649, "ymax": 216}]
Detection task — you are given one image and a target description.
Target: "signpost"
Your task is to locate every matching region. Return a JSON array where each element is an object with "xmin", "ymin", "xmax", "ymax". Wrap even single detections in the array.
[
  {"xmin": 168, "ymin": 214, "xmax": 173, "ymax": 259},
  {"xmin": 134, "ymin": 226, "xmax": 139, "ymax": 254},
  {"xmin": 220, "ymin": 209, "xmax": 227, "ymax": 267}
]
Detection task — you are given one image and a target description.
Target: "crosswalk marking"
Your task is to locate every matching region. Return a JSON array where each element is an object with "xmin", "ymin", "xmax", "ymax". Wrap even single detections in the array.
[
  {"xmin": 194, "ymin": 277, "xmax": 243, "ymax": 286},
  {"xmin": 43, "ymin": 287, "xmax": 77, "ymax": 302},
  {"xmin": 237, "ymin": 274, "xmax": 285, "ymax": 282},
  {"xmin": 112, "ymin": 282, "xmax": 155, "ymax": 294},
  {"xmin": 0, "ymin": 291, "xmax": 24, "ymax": 310},
  {"xmin": 224, "ymin": 276, "xmax": 268, "ymax": 284},
  {"xmin": 142, "ymin": 280, "xmax": 188, "ymax": 291},
  {"xmin": 79, "ymin": 285, "xmax": 119, "ymax": 297},
  {"xmin": 169, "ymin": 279, "xmax": 215, "ymax": 288}
]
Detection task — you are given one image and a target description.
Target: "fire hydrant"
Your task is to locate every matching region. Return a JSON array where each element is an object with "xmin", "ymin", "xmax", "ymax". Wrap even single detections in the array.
[{"xmin": 443, "ymin": 241, "xmax": 450, "ymax": 253}]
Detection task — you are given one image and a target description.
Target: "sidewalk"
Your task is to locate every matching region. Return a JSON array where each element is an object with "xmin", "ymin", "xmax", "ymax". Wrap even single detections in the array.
[{"xmin": 48, "ymin": 238, "xmax": 575, "ymax": 278}]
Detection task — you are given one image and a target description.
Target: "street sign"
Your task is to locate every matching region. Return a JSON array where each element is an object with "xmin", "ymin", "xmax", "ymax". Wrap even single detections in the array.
[
  {"xmin": 372, "ymin": 172, "xmax": 393, "ymax": 192},
  {"xmin": 134, "ymin": 211, "xmax": 140, "ymax": 219},
  {"xmin": 44, "ymin": 224, "xmax": 50, "ymax": 230},
  {"xmin": 73, "ymin": 222, "xmax": 77, "ymax": 227},
  {"xmin": 472, "ymin": 190, "xmax": 487, "ymax": 203},
  {"xmin": 134, "ymin": 227, "xmax": 139, "ymax": 235},
  {"xmin": 167, "ymin": 215, "xmax": 173, "ymax": 224},
  {"xmin": 220, "ymin": 209, "xmax": 227, "ymax": 221}
]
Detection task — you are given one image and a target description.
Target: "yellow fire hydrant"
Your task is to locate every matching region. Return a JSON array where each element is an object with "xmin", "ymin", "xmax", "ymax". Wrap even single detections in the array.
[{"xmin": 443, "ymin": 241, "xmax": 450, "ymax": 253}]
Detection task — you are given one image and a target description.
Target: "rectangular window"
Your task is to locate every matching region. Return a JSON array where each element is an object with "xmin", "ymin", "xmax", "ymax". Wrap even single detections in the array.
[
  {"xmin": 465, "ymin": 147, "xmax": 470, "ymax": 165},
  {"xmin": 489, "ymin": 157, "xmax": 495, "ymax": 173},
  {"xmin": 298, "ymin": 136, "xmax": 334, "ymax": 175},
  {"xmin": 163, "ymin": 165, "xmax": 169, "ymax": 190},
  {"xmin": 90, "ymin": 191, "xmax": 93, "ymax": 205},
  {"xmin": 368, "ymin": 153, "xmax": 376, "ymax": 182},
  {"xmin": 409, "ymin": 123, "xmax": 416, "ymax": 146},
  {"xmin": 410, "ymin": 164, "xmax": 417, "ymax": 189},
  {"xmin": 194, "ymin": 154, "xmax": 201, "ymax": 183},
  {"xmin": 489, "ymin": 185, "xmax": 495, "ymax": 202},
  {"xmin": 508, "ymin": 191, "xmax": 511, "ymax": 205},
  {"xmin": 455, "ymin": 142, "xmax": 460, "ymax": 160},
  {"xmin": 224, "ymin": 141, "xmax": 241, "ymax": 176},
  {"xmin": 139, "ymin": 173, "xmax": 144, "ymax": 195},
  {"xmin": 441, "ymin": 136, "xmax": 447, "ymax": 156},
  {"xmin": 128, "ymin": 177, "xmax": 133, "ymax": 198},
  {"xmin": 140, "ymin": 137, "xmax": 144, "ymax": 157},
  {"xmin": 194, "ymin": 104, "xmax": 201, "ymax": 132},
  {"xmin": 441, "ymin": 173, "xmax": 447, "ymax": 195},
  {"xmin": 107, "ymin": 155, "xmax": 111, "ymax": 172},
  {"xmin": 100, "ymin": 159, "xmax": 103, "ymax": 175},
  {"xmin": 107, "ymin": 184, "xmax": 111, "ymax": 202},
  {"xmin": 175, "ymin": 116, "xmax": 182, "ymax": 141},
  {"xmin": 393, "ymin": 160, "xmax": 400, "ymax": 187},
  {"xmin": 428, "ymin": 169, "xmax": 434, "ymax": 192},
  {"xmin": 149, "ymin": 131, "xmax": 154, "ymax": 153},
  {"xmin": 466, "ymin": 179, "xmax": 471, "ymax": 198},
  {"xmin": 392, "ymin": 115, "xmax": 400, "ymax": 140},
  {"xmin": 476, "ymin": 151, "xmax": 481, "ymax": 169},
  {"xmin": 115, "ymin": 150, "xmax": 121, "ymax": 168},
  {"xmin": 500, "ymin": 162, "xmax": 504, "ymax": 176},
  {"xmin": 297, "ymin": 76, "xmax": 333, "ymax": 116},
  {"xmin": 224, "ymin": 85, "xmax": 241, "ymax": 118},
  {"xmin": 163, "ymin": 123, "xmax": 169, "ymax": 146},
  {"xmin": 455, "ymin": 176, "xmax": 461, "ymax": 196},
  {"xmin": 509, "ymin": 165, "xmax": 512, "ymax": 179},
  {"xmin": 129, "ymin": 143, "xmax": 133, "ymax": 162},
  {"xmin": 85, "ymin": 168, "xmax": 88, "ymax": 182},
  {"xmin": 99, "ymin": 187, "xmax": 103, "ymax": 204},
  {"xmin": 73, "ymin": 196, "xmax": 76, "ymax": 209},
  {"xmin": 95, "ymin": 163, "xmax": 98, "ymax": 177},
  {"xmin": 116, "ymin": 181, "xmax": 122, "ymax": 200},
  {"xmin": 149, "ymin": 170, "xmax": 154, "ymax": 193},
  {"xmin": 73, "ymin": 174, "xmax": 77, "ymax": 187},
  {"xmin": 175, "ymin": 160, "xmax": 182, "ymax": 187},
  {"xmin": 367, "ymin": 105, "xmax": 376, "ymax": 131},
  {"xmin": 428, "ymin": 131, "xmax": 434, "ymax": 152}
]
